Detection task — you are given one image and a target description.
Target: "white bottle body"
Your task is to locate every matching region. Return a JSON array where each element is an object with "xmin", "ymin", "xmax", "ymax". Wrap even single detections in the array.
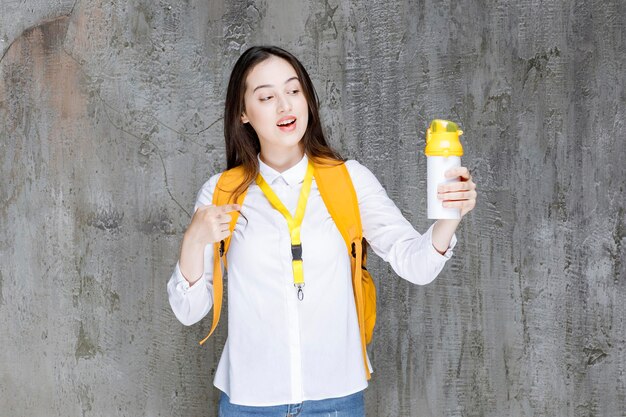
[{"xmin": 427, "ymin": 156, "xmax": 461, "ymax": 219}]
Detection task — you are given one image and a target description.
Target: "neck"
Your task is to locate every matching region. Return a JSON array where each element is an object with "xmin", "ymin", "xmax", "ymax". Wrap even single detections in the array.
[{"xmin": 259, "ymin": 144, "xmax": 305, "ymax": 173}]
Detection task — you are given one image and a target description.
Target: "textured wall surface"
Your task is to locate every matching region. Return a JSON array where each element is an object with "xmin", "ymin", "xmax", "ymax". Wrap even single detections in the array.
[{"xmin": 1, "ymin": 1, "xmax": 625, "ymax": 416}]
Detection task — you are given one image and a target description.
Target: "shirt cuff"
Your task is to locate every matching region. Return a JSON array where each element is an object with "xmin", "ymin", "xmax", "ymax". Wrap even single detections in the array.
[
  {"xmin": 173, "ymin": 261, "xmax": 207, "ymax": 294},
  {"xmin": 426, "ymin": 223, "xmax": 457, "ymax": 260}
]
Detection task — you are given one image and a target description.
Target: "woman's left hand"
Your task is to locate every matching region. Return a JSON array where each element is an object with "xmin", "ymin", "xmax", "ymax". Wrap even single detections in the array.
[{"xmin": 437, "ymin": 166, "xmax": 477, "ymax": 218}]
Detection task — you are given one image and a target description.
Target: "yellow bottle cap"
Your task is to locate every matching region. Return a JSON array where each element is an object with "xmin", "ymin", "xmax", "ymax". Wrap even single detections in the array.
[{"xmin": 425, "ymin": 119, "xmax": 464, "ymax": 157}]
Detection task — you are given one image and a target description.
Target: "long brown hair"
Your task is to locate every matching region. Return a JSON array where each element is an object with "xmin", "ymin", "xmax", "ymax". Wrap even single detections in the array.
[{"xmin": 222, "ymin": 45, "xmax": 344, "ymax": 203}]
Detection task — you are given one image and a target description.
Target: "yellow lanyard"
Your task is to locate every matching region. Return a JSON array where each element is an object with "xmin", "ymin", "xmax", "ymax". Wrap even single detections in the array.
[{"xmin": 256, "ymin": 161, "xmax": 315, "ymax": 300}]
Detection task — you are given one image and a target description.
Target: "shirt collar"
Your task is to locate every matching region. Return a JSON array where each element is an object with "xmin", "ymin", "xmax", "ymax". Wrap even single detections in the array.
[{"xmin": 257, "ymin": 153, "xmax": 309, "ymax": 186}]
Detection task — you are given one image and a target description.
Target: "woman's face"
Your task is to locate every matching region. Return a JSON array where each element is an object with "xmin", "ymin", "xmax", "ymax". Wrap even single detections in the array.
[{"xmin": 241, "ymin": 56, "xmax": 309, "ymax": 154}]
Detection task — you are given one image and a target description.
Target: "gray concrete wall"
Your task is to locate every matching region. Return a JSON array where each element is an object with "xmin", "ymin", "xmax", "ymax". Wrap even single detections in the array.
[{"xmin": 1, "ymin": 0, "xmax": 624, "ymax": 416}]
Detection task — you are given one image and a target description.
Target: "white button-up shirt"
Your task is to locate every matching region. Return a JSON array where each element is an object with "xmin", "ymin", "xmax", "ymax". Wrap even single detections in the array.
[{"xmin": 167, "ymin": 153, "xmax": 457, "ymax": 406}]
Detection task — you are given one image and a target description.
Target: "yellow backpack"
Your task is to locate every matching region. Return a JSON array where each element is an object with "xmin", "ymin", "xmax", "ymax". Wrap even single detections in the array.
[{"xmin": 198, "ymin": 157, "xmax": 376, "ymax": 380}]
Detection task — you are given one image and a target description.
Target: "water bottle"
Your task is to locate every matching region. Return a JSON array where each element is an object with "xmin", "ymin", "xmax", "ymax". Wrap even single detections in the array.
[{"xmin": 425, "ymin": 119, "xmax": 464, "ymax": 219}]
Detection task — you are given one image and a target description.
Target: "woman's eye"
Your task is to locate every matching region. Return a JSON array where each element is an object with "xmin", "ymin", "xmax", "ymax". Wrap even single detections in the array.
[
  {"xmin": 288, "ymin": 89, "xmax": 300, "ymax": 95},
  {"xmin": 259, "ymin": 96, "xmax": 273, "ymax": 102}
]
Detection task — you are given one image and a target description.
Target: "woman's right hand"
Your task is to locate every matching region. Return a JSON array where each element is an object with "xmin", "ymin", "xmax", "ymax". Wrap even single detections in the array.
[
  {"xmin": 184, "ymin": 203, "xmax": 242, "ymax": 246},
  {"xmin": 178, "ymin": 203, "xmax": 241, "ymax": 285}
]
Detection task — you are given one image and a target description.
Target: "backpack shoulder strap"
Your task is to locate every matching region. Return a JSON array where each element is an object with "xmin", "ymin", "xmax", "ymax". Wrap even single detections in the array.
[
  {"xmin": 312, "ymin": 158, "xmax": 362, "ymax": 248},
  {"xmin": 198, "ymin": 165, "xmax": 248, "ymax": 345},
  {"xmin": 212, "ymin": 165, "xmax": 248, "ymax": 253},
  {"xmin": 312, "ymin": 157, "xmax": 371, "ymax": 380}
]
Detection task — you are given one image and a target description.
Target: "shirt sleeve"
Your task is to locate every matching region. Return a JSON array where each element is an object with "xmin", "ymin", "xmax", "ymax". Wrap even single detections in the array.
[
  {"xmin": 166, "ymin": 172, "xmax": 222, "ymax": 326},
  {"xmin": 345, "ymin": 160, "xmax": 457, "ymax": 286}
]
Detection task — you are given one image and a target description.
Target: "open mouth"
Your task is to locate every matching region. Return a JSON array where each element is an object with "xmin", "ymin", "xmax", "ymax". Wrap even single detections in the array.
[{"xmin": 277, "ymin": 117, "xmax": 297, "ymax": 131}]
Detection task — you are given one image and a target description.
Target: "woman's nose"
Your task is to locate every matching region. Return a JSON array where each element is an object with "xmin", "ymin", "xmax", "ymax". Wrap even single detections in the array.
[{"xmin": 277, "ymin": 94, "xmax": 292, "ymax": 113}]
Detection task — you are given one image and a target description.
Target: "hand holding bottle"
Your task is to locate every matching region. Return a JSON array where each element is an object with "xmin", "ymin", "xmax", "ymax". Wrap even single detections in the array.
[
  {"xmin": 425, "ymin": 120, "xmax": 476, "ymax": 219},
  {"xmin": 437, "ymin": 166, "xmax": 476, "ymax": 218}
]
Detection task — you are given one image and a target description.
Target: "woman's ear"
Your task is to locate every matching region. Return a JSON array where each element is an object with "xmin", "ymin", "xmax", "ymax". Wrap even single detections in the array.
[{"xmin": 241, "ymin": 112, "xmax": 249, "ymax": 124}]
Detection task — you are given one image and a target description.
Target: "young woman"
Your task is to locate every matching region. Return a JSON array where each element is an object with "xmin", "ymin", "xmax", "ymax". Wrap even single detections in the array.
[{"xmin": 167, "ymin": 45, "xmax": 477, "ymax": 416}]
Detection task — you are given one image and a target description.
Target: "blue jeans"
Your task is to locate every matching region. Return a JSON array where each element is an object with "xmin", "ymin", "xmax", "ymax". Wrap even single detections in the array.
[{"xmin": 218, "ymin": 390, "xmax": 366, "ymax": 417}]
